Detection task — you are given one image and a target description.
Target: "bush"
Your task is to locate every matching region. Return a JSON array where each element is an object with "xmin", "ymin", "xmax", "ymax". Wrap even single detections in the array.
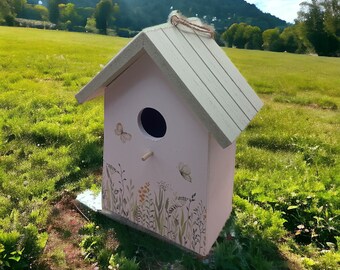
[
  {"xmin": 0, "ymin": 226, "xmax": 48, "ymax": 269},
  {"xmin": 0, "ymin": 231, "xmax": 26, "ymax": 269},
  {"xmin": 109, "ymin": 253, "xmax": 139, "ymax": 270}
]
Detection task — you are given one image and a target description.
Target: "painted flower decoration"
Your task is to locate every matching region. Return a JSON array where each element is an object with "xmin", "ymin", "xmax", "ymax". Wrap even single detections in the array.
[{"xmin": 138, "ymin": 182, "xmax": 150, "ymax": 204}]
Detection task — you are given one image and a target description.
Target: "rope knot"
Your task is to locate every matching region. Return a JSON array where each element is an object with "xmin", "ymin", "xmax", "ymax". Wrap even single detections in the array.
[{"xmin": 169, "ymin": 11, "xmax": 215, "ymax": 39}]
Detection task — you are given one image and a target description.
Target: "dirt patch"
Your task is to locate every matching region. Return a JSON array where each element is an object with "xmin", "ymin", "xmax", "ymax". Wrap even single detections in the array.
[{"xmin": 39, "ymin": 192, "xmax": 97, "ymax": 270}]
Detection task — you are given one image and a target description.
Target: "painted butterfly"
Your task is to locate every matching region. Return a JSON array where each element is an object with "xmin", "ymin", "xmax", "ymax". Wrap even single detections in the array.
[{"xmin": 114, "ymin": 123, "xmax": 132, "ymax": 143}]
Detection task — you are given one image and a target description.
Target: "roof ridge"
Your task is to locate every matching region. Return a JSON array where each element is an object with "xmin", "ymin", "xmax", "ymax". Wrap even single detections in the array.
[{"xmin": 141, "ymin": 22, "xmax": 173, "ymax": 33}]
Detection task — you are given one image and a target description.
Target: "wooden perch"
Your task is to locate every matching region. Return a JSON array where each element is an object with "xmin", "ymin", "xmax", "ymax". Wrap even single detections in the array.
[{"xmin": 141, "ymin": 151, "xmax": 154, "ymax": 161}]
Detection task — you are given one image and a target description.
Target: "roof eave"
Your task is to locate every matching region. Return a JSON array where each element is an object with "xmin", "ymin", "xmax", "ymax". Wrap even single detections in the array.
[{"xmin": 75, "ymin": 32, "xmax": 147, "ymax": 104}]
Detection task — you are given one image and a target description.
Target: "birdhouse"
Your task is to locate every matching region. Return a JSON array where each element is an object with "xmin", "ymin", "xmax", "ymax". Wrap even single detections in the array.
[{"xmin": 76, "ymin": 13, "xmax": 262, "ymax": 256}]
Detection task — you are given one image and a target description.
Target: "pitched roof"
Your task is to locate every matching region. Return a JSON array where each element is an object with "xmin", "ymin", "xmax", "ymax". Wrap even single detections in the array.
[{"xmin": 75, "ymin": 21, "xmax": 263, "ymax": 148}]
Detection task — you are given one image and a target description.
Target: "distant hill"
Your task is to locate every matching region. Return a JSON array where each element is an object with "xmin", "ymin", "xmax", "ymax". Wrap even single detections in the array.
[{"xmin": 69, "ymin": 0, "xmax": 287, "ymax": 31}]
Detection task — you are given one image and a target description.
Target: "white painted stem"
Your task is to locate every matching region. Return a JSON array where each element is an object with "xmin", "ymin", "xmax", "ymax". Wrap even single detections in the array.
[{"xmin": 141, "ymin": 151, "xmax": 154, "ymax": 161}]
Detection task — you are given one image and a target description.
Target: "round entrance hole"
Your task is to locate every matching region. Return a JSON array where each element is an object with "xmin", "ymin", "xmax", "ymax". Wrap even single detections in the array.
[{"xmin": 138, "ymin": 107, "xmax": 167, "ymax": 138}]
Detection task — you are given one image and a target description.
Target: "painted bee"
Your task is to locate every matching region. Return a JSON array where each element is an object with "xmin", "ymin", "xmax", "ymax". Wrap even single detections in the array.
[{"xmin": 178, "ymin": 162, "xmax": 192, "ymax": 182}]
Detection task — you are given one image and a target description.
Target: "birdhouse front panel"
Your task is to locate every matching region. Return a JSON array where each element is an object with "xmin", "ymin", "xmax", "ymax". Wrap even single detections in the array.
[{"xmin": 102, "ymin": 53, "xmax": 211, "ymax": 254}]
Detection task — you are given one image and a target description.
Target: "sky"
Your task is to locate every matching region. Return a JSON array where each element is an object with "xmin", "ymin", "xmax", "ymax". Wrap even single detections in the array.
[{"xmin": 245, "ymin": 0, "xmax": 303, "ymax": 23}]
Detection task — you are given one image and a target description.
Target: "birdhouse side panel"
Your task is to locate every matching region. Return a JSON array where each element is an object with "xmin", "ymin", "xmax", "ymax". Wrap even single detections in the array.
[
  {"xmin": 101, "ymin": 53, "xmax": 210, "ymax": 255},
  {"xmin": 206, "ymin": 137, "xmax": 236, "ymax": 250}
]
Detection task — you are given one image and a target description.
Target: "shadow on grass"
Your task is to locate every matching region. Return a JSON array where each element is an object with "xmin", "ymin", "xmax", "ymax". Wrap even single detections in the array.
[
  {"xmin": 81, "ymin": 209, "xmax": 290, "ymax": 270},
  {"xmin": 93, "ymin": 212, "xmax": 203, "ymax": 269},
  {"xmin": 55, "ymin": 140, "xmax": 103, "ymax": 191}
]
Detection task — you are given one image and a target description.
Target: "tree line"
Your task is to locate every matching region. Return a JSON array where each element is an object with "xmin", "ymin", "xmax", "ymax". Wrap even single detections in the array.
[
  {"xmin": 221, "ymin": 23, "xmax": 309, "ymax": 54},
  {"xmin": 0, "ymin": 0, "xmax": 339, "ymax": 56},
  {"xmin": 221, "ymin": 0, "xmax": 339, "ymax": 56},
  {"xmin": 0, "ymin": 0, "xmax": 286, "ymax": 35},
  {"xmin": 69, "ymin": 0, "xmax": 287, "ymax": 32},
  {"xmin": 0, "ymin": 0, "xmax": 127, "ymax": 35}
]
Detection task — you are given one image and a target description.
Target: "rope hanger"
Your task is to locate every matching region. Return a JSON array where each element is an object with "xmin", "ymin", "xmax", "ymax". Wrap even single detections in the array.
[{"xmin": 169, "ymin": 12, "xmax": 215, "ymax": 39}]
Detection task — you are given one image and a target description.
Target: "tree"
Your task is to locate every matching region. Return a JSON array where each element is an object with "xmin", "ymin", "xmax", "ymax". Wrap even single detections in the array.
[
  {"xmin": 244, "ymin": 25, "xmax": 262, "ymax": 50},
  {"xmin": 13, "ymin": 0, "xmax": 26, "ymax": 17},
  {"xmin": 233, "ymin": 23, "xmax": 247, "ymax": 48},
  {"xmin": 113, "ymin": 2, "xmax": 119, "ymax": 14},
  {"xmin": 262, "ymin": 28, "xmax": 284, "ymax": 52},
  {"xmin": 280, "ymin": 26, "xmax": 300, "ymax": 53},
  {"xmin": 76, "ymin": 7, "xmax": 95, "ymax": 27},
  {"xmin": 95, "ymin": 0, "xmax": 113, "ymax": 34},
  {"xmin": 85, "ymin": 17, "xmax": 98, "ymax": 33},
  {"xmin": 222, "ymin": 23, "xmax": 239, "ymax": 47},
  {"xmin": 298, "ymin": 0, "xmax": 339, "ymax": 56},
  {"xmin": 221, "ymin": 23, "xmax": 262, "ymax": 49},
  {"xmin": 22, "ymin": 4, "xmax": 49, "ymax": 21},
  {"xmin": 48, "ymin": 0, "xmax": 62, "ymax": 24},
  {"xmin": 35, "ymin": 5, "xmax": 49, "ymax": 21},
  {"xmin": 59, "ymin": 3, "xmax": 81, "ymax": 30},
  {"xmin": 0, "ymin": 0, "xmax": 15, "ymax": 25},
  {"xmin": 322, "ymin": 0, "xmax": 340, "ymax": 36},
  {"xmin": 322, "ymin": 0, "xmax": 340, "ymax": 55}
]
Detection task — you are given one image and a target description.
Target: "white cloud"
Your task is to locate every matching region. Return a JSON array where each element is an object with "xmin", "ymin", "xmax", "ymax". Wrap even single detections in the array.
[{"xmin": 245, "ymin": 0, "xmax": 302, "ymax": 23}]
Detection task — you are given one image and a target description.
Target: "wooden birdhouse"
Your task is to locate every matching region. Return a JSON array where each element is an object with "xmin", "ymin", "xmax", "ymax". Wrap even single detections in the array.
[{"xmin": 76, "ymin": 13, "xmax": 263, "ymax": 256}]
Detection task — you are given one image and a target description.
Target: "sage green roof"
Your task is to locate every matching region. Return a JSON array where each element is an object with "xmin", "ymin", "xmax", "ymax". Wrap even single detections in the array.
[{"xmin": 75, "ymin": 22, "xmax": 263, "ymax": 148}]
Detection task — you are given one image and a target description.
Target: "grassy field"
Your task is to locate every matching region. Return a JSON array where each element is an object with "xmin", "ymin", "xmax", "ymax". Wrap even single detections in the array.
[{"xmin": 0, "ymin": 26, "xmax": 339, "ymax": 269}]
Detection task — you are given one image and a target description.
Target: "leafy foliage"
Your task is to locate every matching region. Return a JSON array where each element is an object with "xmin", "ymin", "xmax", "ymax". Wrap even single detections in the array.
[
  {"xmin": 221, "ymin": 22, "xmax": 311, "ymax": 54},
  {"xmin": 94, "ymin": 0, "xmax": 114, "ymax": 34},
  {"xmin": 48, "ymin": 0, "xmax": 61, "ymax": 23},
  {"xmin": 0, "ymin": 226, "xmax": 47, "ymax": 269},
  {"xmin": 297, "ymin": 0, "xmax": 340, "ymax": 56},
  {"xmin": 79, "ymin": 222, "xmax": 140, "ymax": 269},
  {"xmin": 109, "ymin": 253, "xmax": 139, "ymax": 270}
]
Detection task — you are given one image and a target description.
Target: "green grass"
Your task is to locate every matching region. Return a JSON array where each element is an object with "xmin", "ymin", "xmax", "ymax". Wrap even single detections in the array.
[{"xmin": 0, "ymin": 26, "xmax": 339, "ymax": 269}]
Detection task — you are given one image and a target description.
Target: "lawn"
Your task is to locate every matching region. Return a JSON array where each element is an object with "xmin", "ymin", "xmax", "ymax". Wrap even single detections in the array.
[{"xmin": 0, "ymin": 26, "xmax": 339, "ymax": 269}]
